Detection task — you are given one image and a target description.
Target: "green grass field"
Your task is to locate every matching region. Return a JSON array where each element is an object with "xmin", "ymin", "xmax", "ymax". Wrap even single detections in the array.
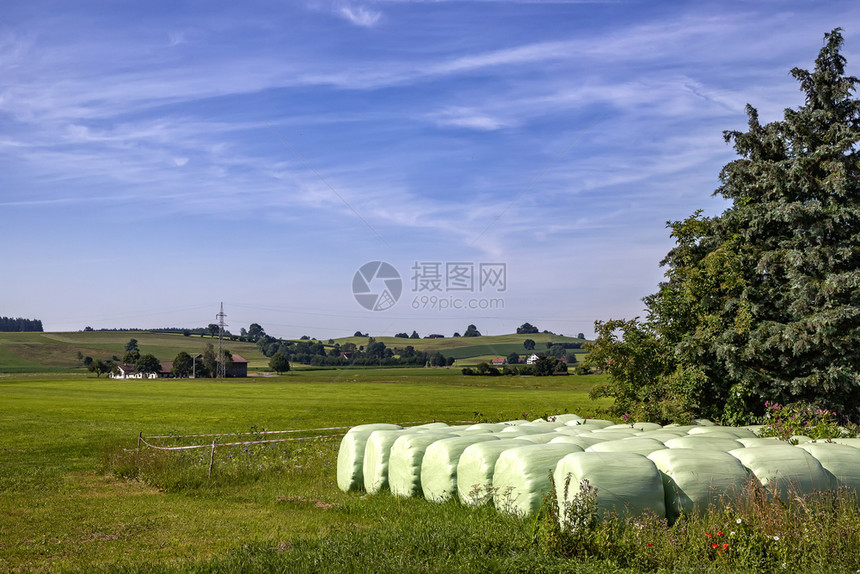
[{"xmin": 0, "ymin": 368, "xmax": 609, "ymax": 573}]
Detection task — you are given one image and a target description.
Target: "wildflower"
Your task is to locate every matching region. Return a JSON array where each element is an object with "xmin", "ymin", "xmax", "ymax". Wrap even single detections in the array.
[
  {"xmin": 736, "ymin": 518, "xmax": 742, "ymax": 524},
  {"xmin": 647, "ymin": 543, "xmax": 653, "ymax": 546},
  {"xmin": 705, "ymin": 533, "xmax": 712, "ymax": 538},
  {"xmin": 773, "ymin": 535, "xmax": 780, "ymax": 541},
  {"xmin": 722, "ymin": 543, "xmax": 729, "ymax": 550},
  {"xmin": 730, "ymin": 531, "xmax": 736, "ymax": 536},
  {"xmin": 712, "ymin": 543, "xmax": 719, "ymax": 549},
  {"xmin": 717, "ymin": 531, "xmax": 723, "ymax": 536}
]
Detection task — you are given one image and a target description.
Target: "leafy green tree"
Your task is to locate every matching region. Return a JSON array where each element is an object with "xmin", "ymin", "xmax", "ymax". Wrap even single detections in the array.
[
  {"xmin": 588, "ymin": 30, "xmax": 860, "ymax": 423},
  {"xmin": 464, "ymin": 324, "xmax": 481, "ymax": 337},
  {"xmin": 202, "ymin": 344, "xmax": 217, "ymax": 377},
  {"xmin": 517, "ymin": 322, "xmax": 539, "ymax": 334},
  {"xmin": 247, "ymin": 323, "xmax": 266, "ymax": 341},
  {"xmin": 87, "ymin": 359, "xmax": 111, "ymax": 378},
  {"xmin": 125, "ymin": 338, "xmax": 139, "ymax": 352},
  {"xmin": 410, "ymin": 330, "xmax": 420, "ymax": 339},
  {"xmin": 172, "ymin": 352, "xmax": 193, "ymax": 378},
  {"xmin": 207, "ymin": 324, "xmax": 220, "ymax": 337},
  {"xmin": 135, "ymin": 354, "xmax": 162, "ymax": 378},
  {"xmin": 577, "ymin": 332, "xmax": 585, "ymax": 340},
  {"xmin": 507, "ymin": 352, "xmax": 520, "ymax": 365},
  {"xmin": 523, "ymin": 339, "xmax": 536, "ymax": 351},
  {"xmin": 269, "ymin": 353, "xmax": 291, "ymax": 374},
  {"xmin": 122, "ymin": 349, "xmax": 140, "ymax": 364},
  {"xmin": 394, "ymin": 332, "xmax": 409, "ymax": 338}
]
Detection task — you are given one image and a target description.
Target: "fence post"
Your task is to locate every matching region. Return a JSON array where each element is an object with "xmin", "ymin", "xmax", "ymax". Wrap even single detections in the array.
[
  {"xmin": 208, "ymin": 439, "xmax": 217, "ymax": 478},
  {"xmin": 137, "ymin": 432, "xmax": 142, "ymax": 452}
]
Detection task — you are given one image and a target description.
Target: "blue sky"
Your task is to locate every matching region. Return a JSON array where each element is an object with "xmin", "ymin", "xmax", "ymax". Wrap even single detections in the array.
[{"xmin": 1, "ymin": 0, "xmax": 857, "ymax": 339}]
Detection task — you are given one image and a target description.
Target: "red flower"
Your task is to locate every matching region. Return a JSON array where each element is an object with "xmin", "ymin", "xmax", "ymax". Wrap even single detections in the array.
[
  {"xmin": 717, "ymin": 531, "xmax": 724, "ymax": 536},
  {"xmin": 647, "ymin": 543, "xmax": 653, "ymax": 546},
  {"xmin": 705, "ymin": 533, "xmax": 712, "ymax": 538},
  {"xmin": 722, "ymin": 543, "xmax": 729, "ymax": 550},
  {"xmin": 712, "ymin": 543, "xmax": 719, "ymax": 549}
]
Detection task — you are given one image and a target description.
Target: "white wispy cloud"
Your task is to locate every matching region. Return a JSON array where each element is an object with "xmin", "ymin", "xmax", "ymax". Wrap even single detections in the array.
[{"xmin": 336, "ymin": 4, "xmax": 383, "ymax": 26}]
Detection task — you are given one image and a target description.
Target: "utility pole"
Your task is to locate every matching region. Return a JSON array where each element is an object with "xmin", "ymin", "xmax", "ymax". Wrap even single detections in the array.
[{"xmin": 216, "ymin": 302, "xmax": 228, "ymax": 378}]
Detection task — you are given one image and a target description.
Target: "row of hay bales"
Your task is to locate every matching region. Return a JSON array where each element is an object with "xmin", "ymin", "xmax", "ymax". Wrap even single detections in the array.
[{"xmin": 336, "ymin": 415, "xmax": 860, "ymax": 522}]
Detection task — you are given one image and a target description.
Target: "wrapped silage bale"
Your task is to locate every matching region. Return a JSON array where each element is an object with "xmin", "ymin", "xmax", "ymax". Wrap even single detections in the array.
[
  {"xmin": 566, "ymin": 419, "xmax": 614, "ymax": 428},
  {"xmin": 456, "ymin": 439, "xmax": 532, "ymax": 505},
  {"xmin": 499, "ymin": 425, "xmax": 556, "ymax": 436},
  {"xmin": 586, "ymin": 438, "xmax": 666, "ymax": 457},
  {"xmin": 337, "ymin": 423, "xmax": 403, "ymax": 492},
  {"xmin": 502, "ymin": 419, "xmax": 532, "ymax": 426},
  {"xmin": 647, "ymin": 449, "xmax": 750, "ymax": 522},
  {"xmin": 632, "ymin": 430, "xmax": 687, "ymax": 443},
  {"xmin": 465, "ymin": 423, "xmax": 509, "ymax": 432},
  {"xmin": 687, "ymin": 426, "xmax": 757, "ymax": 439},
  {"xmin": 363, "ymin": 429, "xmax": 419, "ymax": 494},
  {"xmin": 554, "ymin": 452, "xmax": 666, "ymax": 524},
  {"xmin": 492, "ymin": 443, "xmax": 584, "ymax": 516},
  {"xmin": 790, "ymin": 435, "xmax": 813, "ymax": 444},
  {"xmin": 663, "ymin": 436, "xmax": 745, "ymax": 452},
  {"xmin": 797, "ymin": 443, "xmax": 860, "ymax": 493},
  {"xmin": 449, "ymin": 428, "xmax": 495, "ymax": 436},
  {"xmin": 521, "ymin": 421, "xmax": 566, "ymax": 431},
  {"xmin": 549, "ymin": 435, "xmax": 609, "ymax": 449},
  {"xmin": 409, "ymin": 422, "xmax": 451, "ymax": 430},
  {"xmin": 388, "ymin": 431, "xmax": 456, "ymax": 498},
  {"xmin": 553, "ymin": 426, "xmax": 596, "ymax": 436},
  {"xmin": 515, "ymin": 432, "xmax": 563, "ymax": 444},
  {"xmin": 588, "ymin": 429, "xmax": 641, "ymax": 440},
  {"xmin": 693, "ymin": 419, "xmax": 717, "ymax": 426},
  {"xmin": 421, "ymin": 435, "xmax": 501, "ymax": 502},
  {"xmin": 633, "ymin": 422, "xmax": 664, "ymax": 432},
  {"xmin": 548, "ymin": 414, "xmax": 583, "ymax": 424},
  {"xmin": 742, "ymin": 425, "xmax": 764, "ymax": 434},
  {"xmin": 831, "ymin": 438, "xmax": 860, "ymax": 449},
  {"xmin": 662, "ymin": 425, "xmax": 703, "ymax": 433},
  {"xmin": 729, "ymin": 445, "xmax": 830, "ymax": 500},
  {"xmin": 737, "ymin": 437, "xmax": 783, "ymax": 448}
]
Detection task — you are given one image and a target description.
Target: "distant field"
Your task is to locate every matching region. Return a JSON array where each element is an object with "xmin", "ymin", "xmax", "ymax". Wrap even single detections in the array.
[
  {"xmin": 0, "ymin": 369, "xmax": 609, "ymax": 572},
  {"xmin": 0, "ymin": 331, "xmax": 588, "ymax": 373},
  {"xmin": 0, "ymin": 331, "xmax": 267, "ymax": 373}
]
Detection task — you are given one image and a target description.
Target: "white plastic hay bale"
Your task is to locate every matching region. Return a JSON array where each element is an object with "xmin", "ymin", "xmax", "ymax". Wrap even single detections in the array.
[
  {"xmin": 514, "ymin": 432, "xmax": 563, "ymax": 444},
  {"xmin": 388, "ymin": 431, "xmax": 456, "ymax": 498},
  {"xmin": 737, "ymin": 437, "xmax": 783, "ymax": 448},
  {"xmin": 521, "ymin": 421, "xmax": 566, "ymax": 431},
  {"xmin": 603, "ymin": 424, "xmax": 640, "ymax": 431},
  {"xmin": 693, "ymin": 419, "xmax": 717, "ymax": 426},
  {"xmin": 796, "ymin": 443, "xmax": 860, "ymax": 492},
  {"xmin": 585, "ymin": 438, "xmax": 667, "ymax": 457},
  {"xmin": 409, "ymin": 422, "xmax": 451, "ymax": 430},
  {"xmin": 421, "ymin": 435, "xmax": 501, "ymax": 502},
  {"xmin": 662, "ymin": 425, "xmax": 701, "ymax": 432},
  {"xmin": 492, "ymin": 443, "xmax": 584, "ymax": 516},
  {"xmin": 729, "ymin": 445, "xmax": 831, "ymax": 500},
  {"xmin": 687, "ymin": 426, "xmax": 757, "ymax": 439},
  {"xmin": 449, "ymin": 428, "xmax": 495, "ymax": 436},
  {"xmin": 363, "ymin": 429, "xmax": 419, "ymax": 494},
  {"xmin": 502, "ymin": 419, "xmax": 532, "ymax": 426},
  {"xmin": 632, "ymin": 431, "xmax": 687, "ymax": 443},
  {"xmin": 553, "ymin": 452, "xmax": 665, "ymax": 524},
  {"xmin": 566, "ymin": 419, "xmax": 614, "ymax": 428},
  {"xmin": 548, "ymin": 414, "xmax": 583, "ymax": 424},
  {"xmin": 553, "ymin": 426, "xmax": 595, "ymax": 436},
  {"xmin": 587, "ymin": 429, "xmax": 641, "ymax": 440},
  {"xmin": 465, "ymin": 423, "xmax": 509, "ymax": 432},
  {"xmin": 336, "ymin": 424, "xmax": 403, "ymax": 492},
  {"xmin": 499, "ymin": 425, "xmax": 555, "ymax": 436},
  {"xmin": 456, "ymin": 439, "xmax": 532, "ymax": 505},
  {"xmin": 647, "ymin": 448, "xmax": 750, "ymax": 522},
  {"xmin": 742, "ymin": 425, "xmax": 764, "ymax": 434},
  {"xmin": 632, "ymin": 422, "xmax": 664, "ymax": 432},
  {"xmin": 831, "ymin": 438, "xmax": 860, "ymax": 449},
  {"xmin": 790, "ymin": 435, "xmax": 813, "ymax": 444},
  {"xmin": 663, "ymin": 436, "xmax": 745, "ymax": 452},
  {"xmin": 549, "ymin": 435, "xmax": 609, "ymax": 449}
]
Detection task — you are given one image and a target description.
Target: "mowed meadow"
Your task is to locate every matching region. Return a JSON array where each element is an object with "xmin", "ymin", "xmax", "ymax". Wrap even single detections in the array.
[{"xmin": 0, "ymin": 365, "xmax": 609, "ymax": 573}]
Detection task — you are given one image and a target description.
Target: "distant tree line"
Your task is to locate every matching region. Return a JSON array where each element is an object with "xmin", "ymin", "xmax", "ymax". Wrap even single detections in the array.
[{"xmin": 0, "ymin": 316, "xmax": 43, "ymax": 332}]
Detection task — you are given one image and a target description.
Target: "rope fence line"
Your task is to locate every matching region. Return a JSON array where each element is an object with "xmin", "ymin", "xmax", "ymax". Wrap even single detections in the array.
[
  {"xmin": 134, "ymin": 420, "xmax": 478, "ymax": 478},
  {"xmin": 142, "ymin": 420, "xmax": 478, "ymax": 441}
]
